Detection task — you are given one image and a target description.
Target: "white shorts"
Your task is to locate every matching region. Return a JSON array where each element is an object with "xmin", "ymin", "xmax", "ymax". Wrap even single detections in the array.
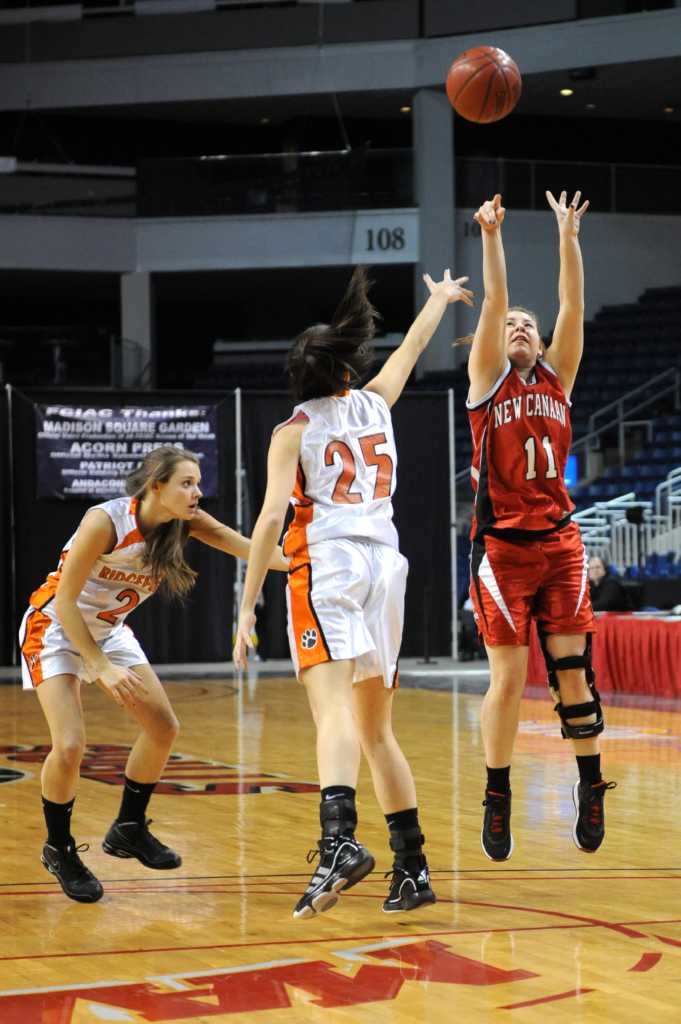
[
  {"xmin": 19, "ymin": 607, "xmax": 149, "ymax": 690},
  {"xmin": 286, "ymin": 538, "xmax": 408, "ymax": 688}
]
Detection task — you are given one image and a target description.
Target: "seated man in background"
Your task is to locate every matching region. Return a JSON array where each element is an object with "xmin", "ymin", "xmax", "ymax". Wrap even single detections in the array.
[{"xmin": 588, "ymin": 556, "xmax": 631, "ymax": 612}]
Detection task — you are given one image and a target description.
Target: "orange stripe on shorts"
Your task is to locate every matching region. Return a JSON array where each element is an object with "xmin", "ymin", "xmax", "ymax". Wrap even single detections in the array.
[{"xmin": 21, "ymin": 609, "xmax": 52, "ymax": 686}]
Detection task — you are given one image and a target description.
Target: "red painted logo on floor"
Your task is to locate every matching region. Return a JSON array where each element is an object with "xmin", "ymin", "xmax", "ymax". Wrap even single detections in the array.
[
  {"xmin": 0, "ymin": 939, "xmax": 538, "ymax": 1021},
  {"xmin": 0, "ymin": 744, "xmax": 318, "ymax": 795}
]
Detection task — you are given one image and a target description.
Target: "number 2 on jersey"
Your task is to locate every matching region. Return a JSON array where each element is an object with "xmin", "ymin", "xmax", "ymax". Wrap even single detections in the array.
[
  {"xmin": 524, "ymin": 435, "xmax": 558, "ymax": 481},
  {"xmin": 325, "ymin": 433, "xmax": 394, "ymax": 504},
  {"xmin": 97, "ymin": 588, "xmax": 140, "ymax": 626}
]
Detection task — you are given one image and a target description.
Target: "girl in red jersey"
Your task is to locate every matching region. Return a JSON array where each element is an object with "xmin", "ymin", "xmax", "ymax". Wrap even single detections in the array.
[
  {"xmin": 20, "ymin": 446, "xmax": 287, "ymax": 903},
  {"xmin": 467, "ymin": 191, "xmax": 615, "ymax": 862}
]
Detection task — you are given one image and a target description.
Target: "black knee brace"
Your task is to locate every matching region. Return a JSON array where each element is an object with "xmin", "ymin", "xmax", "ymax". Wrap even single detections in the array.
[
  {"xmin": 537, "ymin": 628, "xmax": 604, "ymax": 741},
  {"xmin": 320, "ymin": 797, "xmax": 357, "ymax": 838}
]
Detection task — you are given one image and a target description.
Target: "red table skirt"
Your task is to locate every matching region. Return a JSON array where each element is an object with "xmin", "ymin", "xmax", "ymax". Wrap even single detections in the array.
[{"xmin": 527, "ymin": 614, "xmax": 681, "ymax": 697}]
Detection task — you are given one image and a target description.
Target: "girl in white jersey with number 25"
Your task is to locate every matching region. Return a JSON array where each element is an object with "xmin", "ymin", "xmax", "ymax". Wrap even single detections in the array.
[
  {"xmin": 234, "ymin": 266, "xmax": 473, "ymax": 918},
  {"xmin": 20, "ymin": 446, "xmax": 287, "ymax": 903}
]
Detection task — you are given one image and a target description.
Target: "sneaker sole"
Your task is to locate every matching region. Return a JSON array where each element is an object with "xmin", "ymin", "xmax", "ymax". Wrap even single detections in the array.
[
  {"xmin": 293, "ymin": 853, "xmax": 375, "ymax": 921},
  {"xmin": 102, "ymin": 841, "xmax": 182, "ymax": 869},
  {"xmin": 383, "ymin": 891, "xmax": 437, "ymax": 914},
  {"xmin": 480, "ymin": 831, "xmax": 514, "ymax": 862},
  {"xmin": 41, "ymin": 855, "xmax": 103, "ymax": 903},
  {"xmin": 571, "ymin": 780, "xmax": 600, "ymax": 853}
]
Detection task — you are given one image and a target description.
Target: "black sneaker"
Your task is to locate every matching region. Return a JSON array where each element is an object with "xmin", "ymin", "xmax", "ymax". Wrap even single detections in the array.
[
  {"xmin": 41, "ymin": 841, "xmax": 103, "ymax": 903},
  {"xmin": 481, "ymin": 789, "xmax": 513, "ymax": 861},
  {"xmin": 102, "ymin": 819, "xmax": 182, "ymax": 869},
  {"xmin": 293, "ymin": 835, "xmax": 375, "ymax": 920},
  {"xmin": 383, "ymin": 859, "xmax": 436, "ymax": 913},
  {"xmin": 572, "ymin": 779, "xmax": 617, "ymax": 853}
]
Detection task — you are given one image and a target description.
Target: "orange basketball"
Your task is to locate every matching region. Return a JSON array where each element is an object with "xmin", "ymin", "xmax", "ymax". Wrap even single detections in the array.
[{"xmin": 445, "ymin": 46, "xmax": 521, "ymax": 124}]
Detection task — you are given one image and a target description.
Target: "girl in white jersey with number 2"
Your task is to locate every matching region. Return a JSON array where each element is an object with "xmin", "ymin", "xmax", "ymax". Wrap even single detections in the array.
[
  {"xmin": 20, "ymin": 446, "xmax": 287, "ymax": 903},
  {"xmin": 234, "ymin": 267, "xmax": 473, "ymax": 918}
]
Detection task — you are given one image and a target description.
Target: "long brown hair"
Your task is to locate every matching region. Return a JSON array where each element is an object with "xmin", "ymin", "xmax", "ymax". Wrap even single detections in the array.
[
  {"xmin": 125, "ymin": 446, "xmax": 199, "ymax": 599},
  {"xmin": 287, "ymin": 266, "xmax": 380, "ymax": 401}
]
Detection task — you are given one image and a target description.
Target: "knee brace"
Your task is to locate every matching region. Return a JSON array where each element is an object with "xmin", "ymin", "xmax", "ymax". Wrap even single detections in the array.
[{"xmin": 538, "ymin": 629, "xmax": 604, "ymax": 741}]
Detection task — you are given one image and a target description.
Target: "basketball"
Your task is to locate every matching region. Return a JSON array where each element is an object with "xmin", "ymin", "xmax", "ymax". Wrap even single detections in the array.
[{"xmin": 445, "ymin": 46, "xmax": 521, "ymax": 123}]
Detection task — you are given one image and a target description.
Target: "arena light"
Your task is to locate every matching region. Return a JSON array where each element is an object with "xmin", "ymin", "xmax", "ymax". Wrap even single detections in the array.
[{"xmin": 560, "ymin": 88, "xmax": 574, "ymax": 97}]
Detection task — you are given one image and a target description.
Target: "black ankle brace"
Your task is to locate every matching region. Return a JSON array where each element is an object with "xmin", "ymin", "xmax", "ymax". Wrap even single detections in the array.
[
  {"xmin": 320, "ymin": 796, "xmax": 357, "ymax": 838},
  {"xmin": 389, "ymin": 825, "xmax": 425, "ymax": 866}
]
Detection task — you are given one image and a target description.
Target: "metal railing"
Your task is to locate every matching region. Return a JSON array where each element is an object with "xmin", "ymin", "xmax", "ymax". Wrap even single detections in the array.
[
  {"xmin": 457, "ymin": 157, "xmax": 681, "ymax": 216},
  {"xmin": 2, "ymin": 151, "xmax": 681, "ymax": 218},
  {"xmin": 655, "ymin": 467, "xmax": 681, "ymax": 530},
  {"xmin": 571, "ymin": 367, "xmax": 680, "ymax": 468},
  {"xmin": 574, "ymin": 475, "xmax": 681, "ymax": 570}
]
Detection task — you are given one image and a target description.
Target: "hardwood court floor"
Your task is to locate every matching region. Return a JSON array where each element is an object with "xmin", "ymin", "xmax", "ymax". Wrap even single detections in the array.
[{"xmin": 1, "ymin": 671, "xmax": 681, "ymax": 1022}]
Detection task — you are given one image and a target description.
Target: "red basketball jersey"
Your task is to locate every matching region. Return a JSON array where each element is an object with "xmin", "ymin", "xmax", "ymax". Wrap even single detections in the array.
[{"xmin": 467, "ymin": 359, "xmax": 575, "ymax": 538}]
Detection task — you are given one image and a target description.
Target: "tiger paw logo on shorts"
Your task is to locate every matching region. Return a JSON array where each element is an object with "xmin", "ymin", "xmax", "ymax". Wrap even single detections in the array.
[{"xmin": 301, "ymin": 628, "xmax": 318, "ymax": 650}]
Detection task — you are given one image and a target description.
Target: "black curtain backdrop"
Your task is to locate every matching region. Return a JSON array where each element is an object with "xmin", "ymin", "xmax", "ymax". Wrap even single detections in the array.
[
  {"xmin": 241, "ymin": 392, "xmax": 294, "ymax": 661},
  {"xmin": 10, "ymin": 388, "xmax": 236, "ymax": 666},
  {"xmin": 0, "ymin": 388, "xmax": 12, "ymax": 665},
  {"xmin": 5, "ymin": 386, "xmax": 453, "ymax": 666},
  {"xmin": 242, "ymin": 391, "xmax": 452, "ymax": 661}
]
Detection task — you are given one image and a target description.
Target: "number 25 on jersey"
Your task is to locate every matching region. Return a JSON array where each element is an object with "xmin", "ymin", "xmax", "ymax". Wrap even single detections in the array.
[{"xmin": 325, "ymin": 433, "xmax": 394, "ymax": 504}]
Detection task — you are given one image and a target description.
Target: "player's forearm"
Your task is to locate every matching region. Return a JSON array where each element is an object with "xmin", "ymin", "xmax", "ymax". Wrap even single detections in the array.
[
  {"xmin": 481, "ymin": 230, "xmax": 508, "ymax": 308},
  {"xmin": 239, "ymin": 513, "xmax": 282, "ymax": 612},
  {"xmin": 402, "ymin": 291, "xmax": 449, "ymax": 355},
  {"xmin": 558, "ymin": 233, "xmax": 584, "ymax": 311},
  {"xmin": 53, "ymin": 596, "xmax": 109, "ymax": 673},
  {"xmin": 197, "ymin": 523, "xmax": 251, "ymax": 560}
]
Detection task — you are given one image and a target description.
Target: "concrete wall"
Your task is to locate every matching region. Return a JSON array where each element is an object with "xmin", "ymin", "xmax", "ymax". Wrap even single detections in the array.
[
  {"xmin": 2, "ymin": 8, "xmax": 680, "ymax": 110},
  {"xmin": 454, "ymin": 210, "xmax": 681, "ymax": 342},
  {"xmin": 1, "ymin": 209, "xmax": 679, "ymax": 344},
  {"xmin": 0, "ymin": 0, "xmax": 419, "ymax": 62}
]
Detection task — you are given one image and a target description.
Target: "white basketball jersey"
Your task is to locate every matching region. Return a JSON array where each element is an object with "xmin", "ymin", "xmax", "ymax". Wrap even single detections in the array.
[
  {"xmin": 28, "ymin": 496, "xmax": 158, "ymax": 641},
  {"xmin": 281, "ymin": 388, "xmax": 399, "ymax": 557}
]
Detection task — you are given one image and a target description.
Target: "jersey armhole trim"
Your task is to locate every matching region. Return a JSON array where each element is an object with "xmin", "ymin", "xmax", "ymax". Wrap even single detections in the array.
[
  {"xmin": 539, "ymin": 358, "xmax": 573, "ymax": 406},
  {"xmin": 466, "ymin": 361, "xmax": 512, "ymax": 410},
  {"xmin": 273, "ymin": 410, "xmax": 310, "ymax": 435}
]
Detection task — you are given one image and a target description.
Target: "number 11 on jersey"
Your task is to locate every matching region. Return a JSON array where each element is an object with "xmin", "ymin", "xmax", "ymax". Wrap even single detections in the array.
[{"xmin": 524, "ymin": 435, "xmax": 558, "ymax": 481}]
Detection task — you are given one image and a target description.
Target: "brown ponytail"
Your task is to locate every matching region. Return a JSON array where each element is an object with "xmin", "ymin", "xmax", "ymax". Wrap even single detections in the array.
[
  {"xmin": 287, "ymin": 266, "xmax": 380, "ymax": 401},
  {"xmin": 125, "ymin": 447, "xmax": 199, "ymax": 599}
]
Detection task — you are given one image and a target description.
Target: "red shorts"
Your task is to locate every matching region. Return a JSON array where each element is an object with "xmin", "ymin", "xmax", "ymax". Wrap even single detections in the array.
[{"xmin": 469, "ymin": 521, "xmax": 595, "ymax": 647}]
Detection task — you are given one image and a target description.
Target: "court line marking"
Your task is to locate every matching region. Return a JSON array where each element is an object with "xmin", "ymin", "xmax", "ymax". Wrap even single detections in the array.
[
  {"xmin": 3, "ymin": 873, "xmax": 681, "ymax": 898},
  {"xmin": 3, "ymin": 866, "xmax": 681, "ymax": 888},
  {"xmin": 4, "ymin": 910, "xmax": 681, "ymax": 964},
  {"xmin": 499, "ymin": 987, "xmax": 596, "ymax": 1010}
]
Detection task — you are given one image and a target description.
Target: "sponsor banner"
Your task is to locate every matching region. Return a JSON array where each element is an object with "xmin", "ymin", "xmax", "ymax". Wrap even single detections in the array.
[{"xmin": 34, "ymin": 404, "xmax": 218, "ymax": 500}]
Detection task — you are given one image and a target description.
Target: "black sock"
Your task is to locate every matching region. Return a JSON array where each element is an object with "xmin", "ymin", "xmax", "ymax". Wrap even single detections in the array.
[
  {"xmin": 117, "ymin": 776, "xmax": 157, "ymax": 825},
  {"xmin": 385, "ymin": 807, "xmax": 419, "ymax": 832},
  {"xmin": 321, "ymin": 785, "xmax": 355, "ymax": 803},
  {"xmin": 486, "ymin": 765, "xmax": 511, "ymax": 795},
  {"xmin": 386, "ymin": 807, "xmax": 424, "ymax": 873},
  {"xmin": 576, "ymin": 754, "xmax": 602, "ymax": 787},
  {"xmin": 42, "ymin": 796, "xmax": 75, "ymax": 848}
]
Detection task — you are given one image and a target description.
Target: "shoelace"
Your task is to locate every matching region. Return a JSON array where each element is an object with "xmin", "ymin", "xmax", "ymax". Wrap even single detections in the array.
[
  {"xmin": 64, "ymin": 843, "xmax": 92, "ymax": 878},
  {"xmin": 585, "ymin": 781, "xmax": 617, "ymax": 826},
  {"xmin": 483, "ymin": 793, "xmax": 508, "ymax": 835}
]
